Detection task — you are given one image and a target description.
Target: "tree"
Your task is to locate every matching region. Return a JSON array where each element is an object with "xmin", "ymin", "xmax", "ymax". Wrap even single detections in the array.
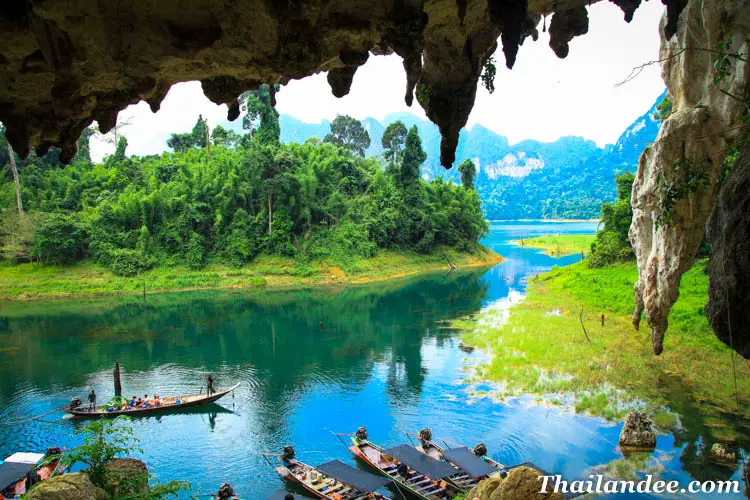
[
  {"xmin": 260, "ymin": 147, "xmax": 297, "ymax": 234},
  {"xmin": 94, "ymin": 115, "xmax": 133, "ymax": 156},
  {"xmin": 458, "ymin": 159, "xmax": 477, "ymax": 190},
  {"xmin": 6, "ymin": 137, "xmax": 23, "ymax": 216},
  {"xmin": 381, "ymin": 121, "xmax": 407, "ymax": 165},
  {"xmin": 397, "ymin": 125, "xmax": 426, "ymax": 188},
  {"xmin": 211, "ymin": 125, "xmax": 239, "ymax": 148},
  {"xmin": 324, "ymin": 115, "xmax": 371, "ymax": 156},
  {"xmin": 32, "ymin": 213, "xmax": 89, "ymax": 264},
  {"xmin": 113, "ymin": 136, "xmax": 128, "ymax": 162},
  {"xmin": 167, "ymin": 115, "xmax": 212, "ymax": 153},
  {"xmin": 243, "ymin": 84, "xmax": 280, "ymax": 146},
  {"xmin": 589, "ymin": 171, "xmax": 635, "ymax": 267}
]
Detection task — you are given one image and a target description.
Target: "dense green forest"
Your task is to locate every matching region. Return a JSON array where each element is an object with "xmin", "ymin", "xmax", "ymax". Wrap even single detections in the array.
[
  {"xmin": 0, "ymin": 85, "xmax": 486, "ymax": 277},
  {"xmin": 275, "ymin": 91, "xmax": 666, "ymax": 220}
]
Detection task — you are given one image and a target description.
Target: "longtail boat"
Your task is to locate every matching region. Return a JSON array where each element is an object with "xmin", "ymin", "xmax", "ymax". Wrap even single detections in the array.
[
  {"xmin": 63, "ymin": 383, "xmax": 240, "ymax": 418},
  {"xmin": 346, "ymin": 427, "xmax": 461, "ymax": 500},
  {"xmin": 0, "ymin": 450, "xmax": 63, "ymax": 499},
  {"xmin": 410, "ymin": 429, "xmax": 583, "ymax": 499},
  {"xmin": 407, "ymin": 428, "xmax": 502, "ymax": 491},
  {"xmin": 268, "ymin": 446, "xmax": 390, "ymax": 499}
]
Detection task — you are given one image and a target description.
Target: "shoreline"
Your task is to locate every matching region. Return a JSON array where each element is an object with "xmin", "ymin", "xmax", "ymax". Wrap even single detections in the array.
[
  {"xmin": 487, "ymin": 218, "xmax": 600, "ymax": 223},
  {"xmin": 455, "ymin": 260, "xmax": 750, "ymax": 424},
  {"xmin": 510, "ymin": 234, "xmax": 596, "ymax": 256},
  {"xmin": 0, "ymin": 246, "xmax": 503, "ymax": 302}
]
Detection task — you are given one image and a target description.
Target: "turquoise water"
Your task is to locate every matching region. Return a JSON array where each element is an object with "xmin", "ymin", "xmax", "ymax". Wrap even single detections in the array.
[{"xmin": 0, "ymin": 221, "xmax": 747, "ymax": 498}]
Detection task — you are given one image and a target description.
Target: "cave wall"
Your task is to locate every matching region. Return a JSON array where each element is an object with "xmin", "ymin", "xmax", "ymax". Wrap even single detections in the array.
[
  {"xmin": 0, "ymin": 0, "xmax": 657, "ymax": 166},
  {"xmin": 628, "ymin": 0, "xmax": 749, "ymax": 356},
  {"xmin": 706, "ymin": 140, "xmax": 750, "ymax": 358}
]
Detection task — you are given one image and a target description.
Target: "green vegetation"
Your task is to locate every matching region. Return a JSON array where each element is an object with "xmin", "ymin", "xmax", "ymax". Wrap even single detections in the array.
[
  {"xmin": 0, "ymin": 246, "xmax": 499, "ymax": 300},
  {"xmin": 516, "ymin": 234, "xmax": 595, "ymax": 256},
  {"xmin": 458, "ymin": 260, "xmax": 750, "ymax": 425},
  {"xmin": 55, "ymin": 416, "xmax": 188, "ymax": 498},
  {"xmin": 0, "ymin": 85, "xmax": 489, "ymax": 291},
  {"xmin": 588, "ymin": 171, "xmax": 635, "ymax": 267},
  {"xmin": 653, "ymin": 94, "xmax": 672, "ymax": 122}
]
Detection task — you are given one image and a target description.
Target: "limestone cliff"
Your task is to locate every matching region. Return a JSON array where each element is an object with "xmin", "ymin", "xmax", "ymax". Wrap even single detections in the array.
[
  {"xmin": 0, "ymin": 0, "xmax": 677, "ymax": 166},
  {"xmin": 629, "ymin": 0, "xmax": 749, "ymax": 356}
]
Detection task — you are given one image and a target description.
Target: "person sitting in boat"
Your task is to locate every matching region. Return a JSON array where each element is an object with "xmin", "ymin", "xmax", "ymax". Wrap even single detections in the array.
[
  {"xmin": 129, "ymin": 396, "xmax": 137, "ymax": 407},
  {"xmin": 154, "ymin": 395, "xmax": 161, "ymax": 407},
  {"xmin": 142, "ymin": 394, "xmax": 151, "ymax": 407},
  {"xmin": 87, "ymin": 389, "xmax": 96, "ymax": 411},
  {"xmin": 136, "ymin": 396, "xmax": 143, "ymax": 407},
  {"xmin": 121, "ymin": 399, "xmax": 128, "ymax": 411}
]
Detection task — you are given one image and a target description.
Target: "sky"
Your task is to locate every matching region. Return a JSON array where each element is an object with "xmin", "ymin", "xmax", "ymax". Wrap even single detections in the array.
[{"xmin": 91, "ymin": 1, "xmax": 665, "ymax": 162}]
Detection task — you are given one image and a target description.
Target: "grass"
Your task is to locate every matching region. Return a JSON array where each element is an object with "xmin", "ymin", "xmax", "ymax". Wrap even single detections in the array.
[
  {"xmin": 0, "ymin": 245, "xmax": 502, "ymax": 301},
  {"xmin": 458, "ymin": 259, "xmax": 750, "ymax": 426},
  {"xmin": 514, "ymin": 234, "xmax": 596, "ymax": 256}
]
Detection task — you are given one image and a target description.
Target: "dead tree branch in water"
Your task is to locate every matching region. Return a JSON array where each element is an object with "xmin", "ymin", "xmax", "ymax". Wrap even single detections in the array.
[{"xmin": 443, "ymin": 251, "xmax": 457, "ymax": 274}]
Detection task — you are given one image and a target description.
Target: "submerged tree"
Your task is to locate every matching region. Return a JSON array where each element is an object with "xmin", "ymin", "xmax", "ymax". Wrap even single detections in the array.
[{"xmin": 324, "ymin": 115, "xmax": 371, "ymax": 156}]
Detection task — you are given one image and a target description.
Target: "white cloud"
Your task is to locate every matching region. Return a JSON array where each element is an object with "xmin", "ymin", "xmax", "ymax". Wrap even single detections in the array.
[
  {"xmin": 91, "ymin": 82, "xmax": 229, "ymax": 162},
  {"xmin": 102, "ymin": 1, "xmax": 665, "ymax": 161}
]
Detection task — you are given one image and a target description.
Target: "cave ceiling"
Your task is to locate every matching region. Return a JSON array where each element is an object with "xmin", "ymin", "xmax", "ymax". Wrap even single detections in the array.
[{"xmin": 0, "ymin": 0, "xmax": 684, "ymax": 165}]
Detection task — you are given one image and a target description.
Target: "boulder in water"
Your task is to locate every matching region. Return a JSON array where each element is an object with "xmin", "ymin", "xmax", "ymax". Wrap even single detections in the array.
[
  {"xmin": 25, "ymin": 473, "xmax": 108, "ymax": 500},
  {"xmin": 619, "ymin": 410, "xmax": 656, "ymax": 450}
]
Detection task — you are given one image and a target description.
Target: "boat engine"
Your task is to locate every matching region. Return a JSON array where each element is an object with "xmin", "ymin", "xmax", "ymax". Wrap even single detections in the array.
[
  {"xmin": 355, "ymin": 427, "xmax": 368, "ymax": 441},
  {"xmin": 217, "ymin": 482, "xmax": 235, "ymax": 500},
  {"xmin": 282, "ymin": 445, "xmax": 295, "ymax": 461},
  {"xmin": 419, "ymin": 428, "xmax": 432, "ymax": 444},
  {"xmin": 70, "ymin": 397, "xmax": 83, "ymax": 410},
  {"xmin": 473, "ymin": 442, "xmax": 487, "ymax": 457}
]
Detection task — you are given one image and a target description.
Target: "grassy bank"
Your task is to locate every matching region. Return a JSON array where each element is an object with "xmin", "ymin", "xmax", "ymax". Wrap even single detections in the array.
[
  {"xmin": 458, "ymin": 260, "xmax": 750, "ymax": 428},
  {"xmin": 513, "ymin": 234, "xmax": 595, "ymax": 256},
  {"xmin": 0, "ymin": 245, "xmax": 501, "ymax": 301}
]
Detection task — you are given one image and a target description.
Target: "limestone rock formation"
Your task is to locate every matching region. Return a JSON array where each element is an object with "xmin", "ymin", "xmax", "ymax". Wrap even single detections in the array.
[
  {"xmin": 618, "ymin": 409, "xmax": 656, "ymax": 450},
  {"xmin": 705, "ymin": 141, "xmax": 750, "ymax": 358},
  {"xmin": 25, "ymin": 473, "xmax": 108, "ymax": 500},
  {"xmin": 628, "ymin": 0, "xmax": 750, "ymax": 355},
  {"xmin": 0, "ymin": 0, "xmax": 678, "ymax": 167},
  {"xmin": 465, "ymin": 467, "xmax": 564, "ymax": 500}
]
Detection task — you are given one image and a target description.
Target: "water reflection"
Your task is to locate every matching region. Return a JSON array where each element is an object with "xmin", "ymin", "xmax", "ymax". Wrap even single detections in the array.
[{"xmin": 0, "ymin": 221, "xmax": 746, "ymax": 498}]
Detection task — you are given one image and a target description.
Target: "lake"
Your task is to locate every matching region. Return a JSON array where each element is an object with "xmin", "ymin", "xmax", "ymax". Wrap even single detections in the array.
[{"xmin": 0, "ymin": 221, "xmax": 746, "ymax": 499}]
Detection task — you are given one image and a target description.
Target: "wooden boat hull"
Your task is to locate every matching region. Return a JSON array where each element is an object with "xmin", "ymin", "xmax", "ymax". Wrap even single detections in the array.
[
  {"xmin": 275, "ymin": 459, "xmax": 385, "ymax": 500},
  {"xmin": 349, "ymin": 437, "xmax": 454, "ymax": 500},
  {"xmin": 63, "ymin": 384, "xmax": 240, "ymax": 418},
  {"xmin": 1, "ymin": 457, "xmax": 62, "ymax": 499}
]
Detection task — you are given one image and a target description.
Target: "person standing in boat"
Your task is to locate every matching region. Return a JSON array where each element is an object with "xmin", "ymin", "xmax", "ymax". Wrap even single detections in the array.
[
  {"xmin": 87, "ymin": 389, "xmax": 96, "ymax": 411},
  {"xmin": 207, "ymin": 374, "xmax": 215, "ymax": 396}
]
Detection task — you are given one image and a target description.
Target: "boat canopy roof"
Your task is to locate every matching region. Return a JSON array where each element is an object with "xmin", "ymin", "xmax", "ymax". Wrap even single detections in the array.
[
  {"xmin": 317, "ymin": 459, "xmax": 391, "ymax": 492},
  {"xmin": 0, "ymin": 461, "xmax": 36, "ymax": 491},
  {"xmin": 440, "ymin": 447, "xmax": 497, "ymax": 478},
  {"xmin": 383, "ymin": 444, "xmax": 457, "ymax": 479}
]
